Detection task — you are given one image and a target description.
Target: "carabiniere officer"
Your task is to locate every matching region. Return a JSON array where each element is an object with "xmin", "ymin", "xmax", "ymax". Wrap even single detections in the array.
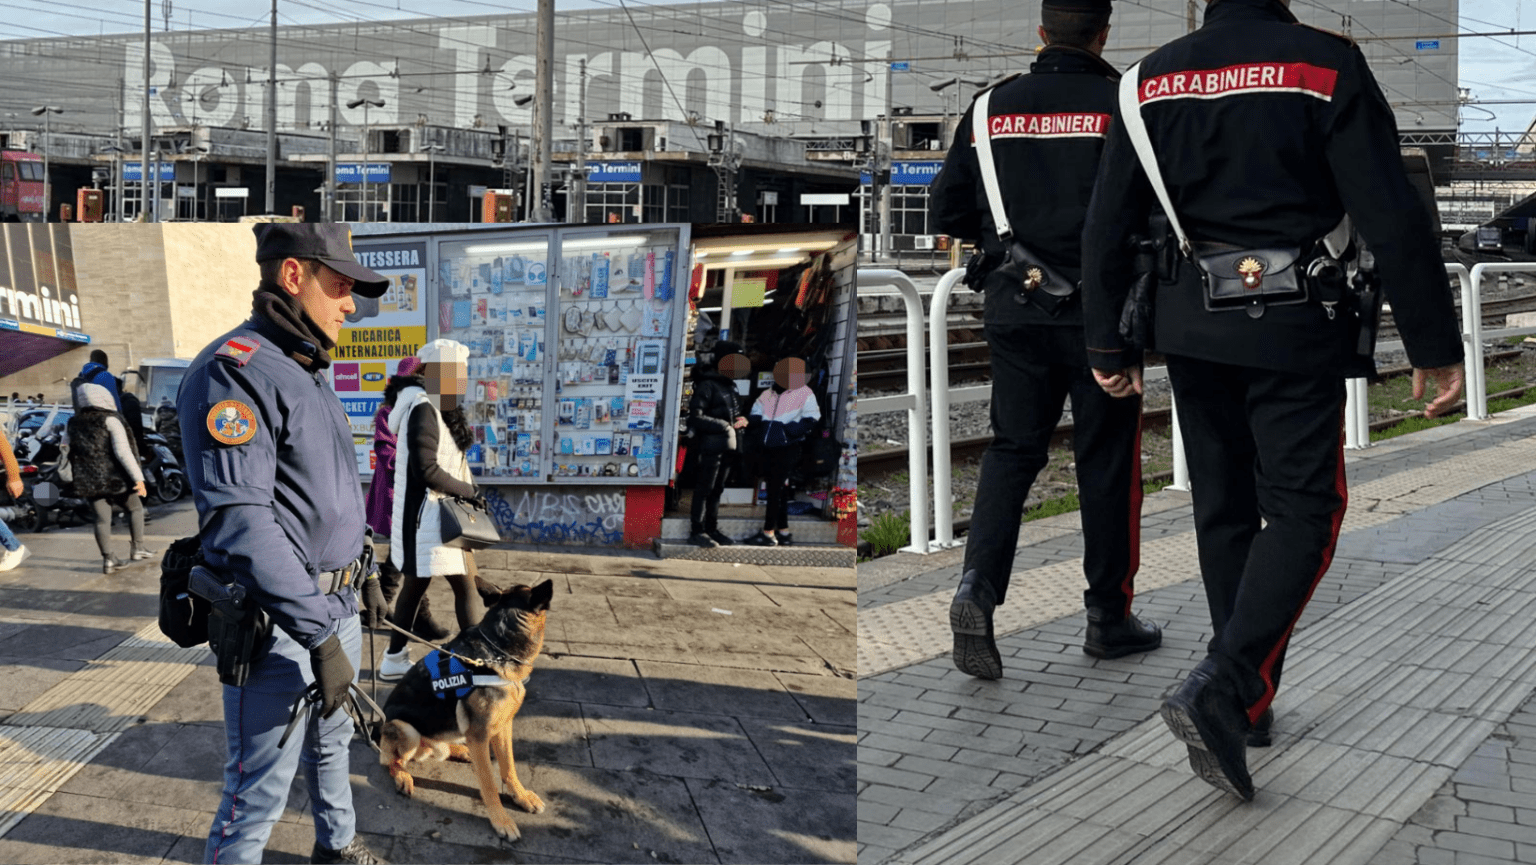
[
  {"xmin": 180, "ymin": 224, "xmax": 392, "ymax": 864},
  {"xmin": 1081, "ymin": 0, "xmax": 1464, "ymax": 800},
  {"xmin": 930, "ymin": 0, "xmax": 1162, "ymax": 680}
]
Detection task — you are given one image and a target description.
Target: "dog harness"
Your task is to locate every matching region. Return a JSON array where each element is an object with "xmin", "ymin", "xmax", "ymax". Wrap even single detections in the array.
[{"xmin": 425, "ymin": 649, "xmax": 515, "ymax": 700}]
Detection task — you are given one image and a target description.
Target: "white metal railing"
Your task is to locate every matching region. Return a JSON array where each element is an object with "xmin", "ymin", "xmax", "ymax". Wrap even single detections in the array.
[
  {"xmin": 1462, "ymin": 261, "xmax": 1536, "ymax": 421},
  {"xmin": 856, "ymin": 268, "xmax": 932, "ymax": 554},
  {"xmin": 927, "ymin": 268, "xmax": 969, "ymax": 551}
]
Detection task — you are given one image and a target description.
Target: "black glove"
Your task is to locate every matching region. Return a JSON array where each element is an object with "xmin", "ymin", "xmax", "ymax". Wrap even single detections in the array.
[
  {"xmin": 359, "ymin": 574, "xmax": 388, "ymax": 629},
  {"xmin": 308, "ymin": 634, "xmax": 354, "ymax": 719}
]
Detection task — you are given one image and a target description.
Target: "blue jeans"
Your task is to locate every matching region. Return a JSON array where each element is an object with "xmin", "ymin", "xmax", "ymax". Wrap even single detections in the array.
[
  {"xmin": 0, "ymin": 516, "xmax": 18, "ymax": 552},
  {"xmin": 204, "ymin": 612, "xmax": 362, "ymax": 864}
]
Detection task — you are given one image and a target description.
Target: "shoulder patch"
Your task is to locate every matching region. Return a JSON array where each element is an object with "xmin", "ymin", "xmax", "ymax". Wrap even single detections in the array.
[
  {"xmin": 214, "ymin": 336, "xmax": 261, "ymax": 366},
  {"xmin": 1296, "ymin": 22, "xmax": 1357, "ymax": 47},
  {"xmin": 206, "ymin": 400, "xmax": 258, "ymax": 446}
]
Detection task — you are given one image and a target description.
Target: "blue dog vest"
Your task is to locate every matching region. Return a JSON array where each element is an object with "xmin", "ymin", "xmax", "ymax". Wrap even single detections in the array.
[{"xmin": 425, "ymin": 649, "xmax": 513, "ymax": 701}]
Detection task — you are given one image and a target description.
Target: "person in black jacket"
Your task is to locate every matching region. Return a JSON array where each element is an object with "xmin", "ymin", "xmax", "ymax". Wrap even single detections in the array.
[
  {"xmin": 1081, "ymin": 0, "xmax": 1463, "ymax": 800},
  {"xmin": 67, "ymin": 379, "xmax": 150, "ymax": 574},
  {"xmin": 687, "ymin": 340, "xmax": 749, "ymax": 548},
  {"xmin": 930, "ymin": 0, "xmax": 1161, "ymax": 681}
]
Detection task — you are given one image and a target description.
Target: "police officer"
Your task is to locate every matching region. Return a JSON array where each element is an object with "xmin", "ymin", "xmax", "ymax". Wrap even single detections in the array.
[
  {"xmin": 1081, "ymin": 0, "xmax": 1464, "ymax": 800},
  {"xmin": 181, "ymin": 224, "xmax": 391, "ymax": 864},
  {"xmin": 930, "ymin": 0, "xmax": 1162, "ymax": 680}
]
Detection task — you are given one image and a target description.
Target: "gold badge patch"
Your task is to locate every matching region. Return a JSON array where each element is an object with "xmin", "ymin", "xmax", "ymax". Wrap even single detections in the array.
[
  {"xmin": 1237, "ymin": 257, "xmax": 1265, "ymax": 289},
  {"xmin": 1024, "ymin": 266, "xmax": 1045, "ymax": 291},
  {"xmin": 207, "ymin": 400, "xmax": 258, "ymax": 446}
]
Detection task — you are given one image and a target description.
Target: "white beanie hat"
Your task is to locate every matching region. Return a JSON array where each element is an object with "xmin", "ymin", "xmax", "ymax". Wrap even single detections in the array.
[{"xmin": 418, "ymin": 338, "xmax": 469, "ymax": 366}]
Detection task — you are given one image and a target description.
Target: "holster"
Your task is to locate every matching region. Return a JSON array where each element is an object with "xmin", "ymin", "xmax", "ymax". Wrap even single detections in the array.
[
  {"xmin": 1193, "ymin": 243, "xmax": 1309, "ymax": 319},
  {"xmin": 189, "ymin": 565, "xmax": 272, "ymax": 687},
  {"xmin": 1351, "ymin": 262, "xmax": 1385, "ymax": 359},
  {"xmin": 961, "ymin": 249, "xmax": 1003, "ymax": 292},
  {"xmin": 1119, "ymin": 224, "xmax": 1166, "ymax": 351}
]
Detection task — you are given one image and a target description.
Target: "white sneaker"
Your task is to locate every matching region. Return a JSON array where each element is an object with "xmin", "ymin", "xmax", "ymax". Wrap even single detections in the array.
[
  {"xmin": 377, "ymin": 648, "xmax": 413, "ymax": 682},
  {"xmin": 0, "ymin": 545, "xmax": 29, "ymax": 572}
]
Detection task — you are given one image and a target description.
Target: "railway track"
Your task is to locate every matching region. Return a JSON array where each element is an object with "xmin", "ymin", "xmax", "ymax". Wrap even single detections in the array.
[
  {"xmin": 858, "ymin": 291, "xmax": 1536, "ymax": 393},
  {"xmin": 858, "ymin": 350, "xmax": 1526, "ymax": 476}
]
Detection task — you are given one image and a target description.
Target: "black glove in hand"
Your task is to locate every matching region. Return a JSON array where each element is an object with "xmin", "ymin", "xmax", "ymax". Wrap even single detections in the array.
[
  {"xmin": 308, "ymin": 634, "xmax": 354, "ymax": 719},
  {"xmin": 360, "ymin": 575, "xmax": 388, "ymax": 629}
]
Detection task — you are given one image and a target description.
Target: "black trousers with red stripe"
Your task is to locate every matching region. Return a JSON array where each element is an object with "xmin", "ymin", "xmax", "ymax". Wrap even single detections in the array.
[
  {"xmin": 1166, "ymin": 355, "xmax": 1347, "ymax": 723},
  {"xmin": 964, "ymin": 323, "xmax": 1144, "ymax": 617}
]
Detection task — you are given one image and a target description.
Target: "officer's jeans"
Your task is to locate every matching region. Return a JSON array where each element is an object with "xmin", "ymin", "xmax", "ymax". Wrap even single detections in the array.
[
  {"xmin": 963, "ymin": 324, "xmax": 1143, "ymax": 615},
  {"xmin": 690, "ymin": 447, "xmax": 729, "ymax": 534},
  {"xmin": 205, "ymin": 613, "xmax": 362, "ymax": 864},
  {"xmin": 1165, "ymin": 355, "xmax": 1346, "ymax": 724}
]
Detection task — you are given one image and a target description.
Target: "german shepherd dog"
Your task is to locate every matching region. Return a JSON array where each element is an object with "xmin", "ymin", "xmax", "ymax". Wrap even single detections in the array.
[{"xmin": 379, "ymin": 579, "xmax": 553, "ymax": 841}]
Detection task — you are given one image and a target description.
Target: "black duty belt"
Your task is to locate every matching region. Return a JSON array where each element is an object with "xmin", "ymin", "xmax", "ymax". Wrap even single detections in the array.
[{"xmin": 317, "ymin": 542, "xmax": 373, "ymax": 595}]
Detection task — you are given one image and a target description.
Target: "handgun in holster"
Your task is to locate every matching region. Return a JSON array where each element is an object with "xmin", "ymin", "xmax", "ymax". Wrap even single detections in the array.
[
  {"xmin": 962, "ymin": 248, "xmax": 1004, "ymax": 292},
  {"xmin": 1119, "ymin": 215, "xmax": 1172, "ymax": 351},
  {"xmin": 1350, "ymin": 249, "xmax": 1385, "ymax": 359},
  {"xmin": 188, "ymin": 565, "xmax": 272, "ymax": 687}
]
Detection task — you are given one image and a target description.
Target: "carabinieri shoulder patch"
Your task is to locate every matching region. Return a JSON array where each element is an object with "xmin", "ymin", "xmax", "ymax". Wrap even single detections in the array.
[
  {"xmin": 214, "ymin": 336, "xmax": 260, "ymax": 366},
  {"xmin": 207, "ymin": 400, "xmax": 258, "ymax": 445}
]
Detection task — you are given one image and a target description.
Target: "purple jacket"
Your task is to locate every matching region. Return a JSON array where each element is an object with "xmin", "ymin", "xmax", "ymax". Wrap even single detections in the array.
[{"xmin": 364, "ymin": 403, "xmax": 399, "ymax": 537}]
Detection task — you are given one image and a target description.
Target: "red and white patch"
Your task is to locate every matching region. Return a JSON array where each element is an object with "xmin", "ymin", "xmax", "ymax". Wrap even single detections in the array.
[
  {"xmin": 1139, "ymin": 62, "xmax": 1339, "ymax": 106},
  {"xmin": 214, "ymin": 336, "xmax": 260, "ymax": 366},
  {"xmin": 979, "ymin": 112, "xmax": 1110, "ymax": 141}
]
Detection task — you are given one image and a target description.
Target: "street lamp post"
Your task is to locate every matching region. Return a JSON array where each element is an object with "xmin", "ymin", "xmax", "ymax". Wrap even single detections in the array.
[
  {"xmin": 347, "ymin": 97, "xmax": 385, "ymax": 222},
  {"xmin": 420, "ymin": 143, "xmax": 444, "ymax": 222},
  {"xmin": 30, "ymin": 106, "xmax": 62, "ymax": 221}
]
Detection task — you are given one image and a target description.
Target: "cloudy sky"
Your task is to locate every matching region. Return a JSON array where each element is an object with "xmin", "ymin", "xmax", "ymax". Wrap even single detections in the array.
[{"xmin": 6, "ymin": 0, "xmax": 1535, "ymax": 134}]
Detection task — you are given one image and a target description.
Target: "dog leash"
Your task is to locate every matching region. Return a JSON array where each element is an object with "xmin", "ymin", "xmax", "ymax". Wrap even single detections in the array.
[
  {"xmin": 279, "ymin": 680, "xmax": 388, "ymax": 753},
  {"xmin": 374, "ymin": 617, "xmax": 539, "ymax": 671}
]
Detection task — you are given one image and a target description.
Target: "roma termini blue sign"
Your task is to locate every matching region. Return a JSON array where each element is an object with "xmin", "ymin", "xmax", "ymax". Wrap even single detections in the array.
[
  {"xmin": 335, "ymin": 163, "xmax": 393, "ymax": 183},
  {"xmin": 587, "ymin": 162, "xmax": 643, "ymax": 183}
]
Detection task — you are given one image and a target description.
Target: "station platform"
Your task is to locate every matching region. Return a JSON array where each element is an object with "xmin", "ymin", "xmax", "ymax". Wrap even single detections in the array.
[
  {"xmin": 0, "ymin": 506, "xmax": 854, "ymax": 864},
  {"xmin": 858, "ymin": 404, "xmax": 1536, "ymax": 865}
]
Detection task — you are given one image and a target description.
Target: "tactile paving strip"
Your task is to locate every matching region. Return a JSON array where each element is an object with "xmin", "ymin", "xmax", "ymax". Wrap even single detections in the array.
[{"xmin": 0, "ymin": 622, "xmax": 205, "ymax": 839}]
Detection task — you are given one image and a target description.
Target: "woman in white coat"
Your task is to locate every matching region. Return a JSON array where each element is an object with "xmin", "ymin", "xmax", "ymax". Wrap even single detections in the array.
[{"xmin": 378, "ymin": 339, "xmax": 485, "ymax": 681}]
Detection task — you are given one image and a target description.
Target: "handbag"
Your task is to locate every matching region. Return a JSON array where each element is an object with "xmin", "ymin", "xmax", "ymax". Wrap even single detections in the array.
[
  {"xmin": 439, "ymin": 495, "xmax": 501, "ymax": 550},
  {"xmin": 973, "ymin": 88, "xmax": 1079, "ymax": 317}
]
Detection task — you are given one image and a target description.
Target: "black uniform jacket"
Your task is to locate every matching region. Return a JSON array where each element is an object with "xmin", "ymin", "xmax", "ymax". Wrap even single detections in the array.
[
  {"xmin": 1080, "ymin": 0, "xmax": 1462, "ymax": 376},
  {"xmin": 930, "ymin": 45, "xmax": 1120, "ymax": 326}
]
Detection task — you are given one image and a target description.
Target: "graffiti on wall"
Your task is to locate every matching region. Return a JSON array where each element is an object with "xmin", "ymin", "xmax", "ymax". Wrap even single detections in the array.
[{"xmin": 484, "ymin": 487, "xmax": 626, "ymax": 546}]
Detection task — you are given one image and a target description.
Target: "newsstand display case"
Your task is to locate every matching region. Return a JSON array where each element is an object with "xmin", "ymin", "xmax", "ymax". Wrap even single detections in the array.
[{"xmin": 351, "ymin": 223, "xmax": 691, "ymax": 485}]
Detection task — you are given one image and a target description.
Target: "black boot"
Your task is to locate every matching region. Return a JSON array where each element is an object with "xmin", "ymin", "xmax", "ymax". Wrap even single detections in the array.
[
  {"xmin": 412, "ymin": 595, "xmax": 451, "ymax": 642},
  {"xmin": 950, "ymin": 569, "xmax": 1002, "ymax": 679},
  {"xmin": 311, "ymin": 837, "xmax": 385, "ymax": 864},
  {"xmin": 1161, "ymin": 657, "xmax": 1254, "ymax": 801},
  {"xmin": 1248, "ymin": 707, "xmax": 1274, "ymax": 748},
  {"xmin": 1083, "ymin": 608, "xmax": 1163, "ymax": 659}
]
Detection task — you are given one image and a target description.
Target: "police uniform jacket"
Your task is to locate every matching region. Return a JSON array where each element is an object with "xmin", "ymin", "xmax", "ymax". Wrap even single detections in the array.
[
  {"xmin": 179, "ymin": 311, "xmax": 366, "ymax": 652},
  {"xmin": 1080, "ymin": 0, "xmax": 1462, "ymax": 375},
  {"xmin": 930, "ymin": 45, "xmax": 1120, "ymax": 326}
]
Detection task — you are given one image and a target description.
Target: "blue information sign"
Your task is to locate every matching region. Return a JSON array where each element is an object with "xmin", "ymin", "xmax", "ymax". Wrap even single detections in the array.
[
  {"xmin": 1416, "ymin": 40, "xmax": 1440, "ymax": 51},
  {"xmin": 587, "ymin": 161, "xmax": 643, "ymax": 183},
  {"xmin": 336, "ymin": 163, "xmax": 393, "ymax": 183},
  {"xmin": 891, "ymin": 161, "xmax": 944, "ymax": 185},
  {"xmin": 890, "ymin": 61, "xmax": 910, "ymax": 71},
  {"xmin": 122, "ymin": 162, "xmax": 176, "ymax": 182}
]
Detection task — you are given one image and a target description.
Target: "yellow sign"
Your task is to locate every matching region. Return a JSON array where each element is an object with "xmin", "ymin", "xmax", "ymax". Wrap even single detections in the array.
[
  {"xmin": 733, "ymin": 277, "xmax": 768, "ymax": 309},
  {"xmin": 333, "ymin": 325, "xmax": 428, "ymax": 361}
]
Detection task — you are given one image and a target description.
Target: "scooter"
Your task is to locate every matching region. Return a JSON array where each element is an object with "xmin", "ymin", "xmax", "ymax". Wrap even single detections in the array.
[{"xmin": 140, "ymin": 431, "xmax": 186, "ymax": 504}]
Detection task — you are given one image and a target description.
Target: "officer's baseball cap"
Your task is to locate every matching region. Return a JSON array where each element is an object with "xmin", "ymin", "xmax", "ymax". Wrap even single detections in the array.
[
  {"xmin": 252, "ymin": 224, "xmax": 391, "ymax": 298},
  {"xmin": 1042, "ymin": 0, "xmax": 1111, "ymax": 10}
]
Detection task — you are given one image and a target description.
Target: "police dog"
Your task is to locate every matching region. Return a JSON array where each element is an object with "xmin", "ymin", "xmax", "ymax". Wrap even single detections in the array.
[{"xmin": 379, "ymin": 579, "xmax": 553, "ymax": 842}]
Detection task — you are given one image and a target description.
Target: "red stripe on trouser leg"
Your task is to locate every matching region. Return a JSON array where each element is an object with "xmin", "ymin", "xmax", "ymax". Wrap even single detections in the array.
[
  {"xmin": 1120, "ymin": 409, "xmax": 1144, "ymax": 618},
  {"xmin": 1247, "ymin": 410, "xmax": 1348, "ymax": 726}
]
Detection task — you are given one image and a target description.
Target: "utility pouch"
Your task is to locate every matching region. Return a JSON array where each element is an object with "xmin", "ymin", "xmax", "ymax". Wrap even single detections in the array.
[
  {"xmin": 189, "ymin": 565, "xmax": 272, "ymax": 687},
  {"xmin": 158, "ymin": 535, "xmax": 211, "ymax": 649},
  {"xmin": 1193, "ymin": 243, "xmax": 1309, "ymax": 319},
  {"xmin": 995, "ymin": 240, "xmax": 1077, "ymax": 317}
]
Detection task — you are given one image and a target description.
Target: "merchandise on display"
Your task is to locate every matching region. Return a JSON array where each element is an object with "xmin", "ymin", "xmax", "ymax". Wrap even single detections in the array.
[{"xmin": 431, "ymin": 229, "xmax": 684, "ymax": 482}]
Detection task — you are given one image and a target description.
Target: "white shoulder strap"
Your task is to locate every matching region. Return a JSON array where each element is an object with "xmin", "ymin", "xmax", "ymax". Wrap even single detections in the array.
[
  {"xmin": 971, "ymin": 88, "xmax": 1013, "ymax": 242},
  {"xmin": 1117, "ymin": 62, "xmax": 1190, "ymax": 257}
]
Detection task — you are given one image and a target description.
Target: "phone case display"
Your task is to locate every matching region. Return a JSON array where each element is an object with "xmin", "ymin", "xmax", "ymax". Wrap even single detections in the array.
[
  {"xmin": 437, "ymin": 237, "xmax": 550, "ymax": 478},
  {"xmin": 554, "ymin": 229, "xmax": 682, "ymax": 480}
]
